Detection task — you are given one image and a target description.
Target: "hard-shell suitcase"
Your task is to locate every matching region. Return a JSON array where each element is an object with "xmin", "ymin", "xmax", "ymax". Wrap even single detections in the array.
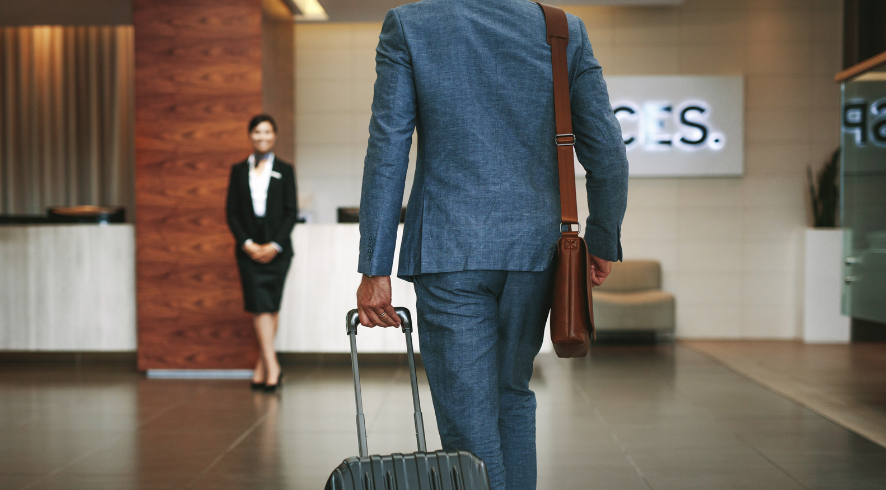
[{"xmin": 325, "ymin": 308, "xmax": 491, "ymax": 490}]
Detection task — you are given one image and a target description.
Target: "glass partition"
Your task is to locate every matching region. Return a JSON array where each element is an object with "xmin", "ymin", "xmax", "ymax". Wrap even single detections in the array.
[{"xmin": 841, "ymin": 76, "xmax": 886, "ymax": 323}]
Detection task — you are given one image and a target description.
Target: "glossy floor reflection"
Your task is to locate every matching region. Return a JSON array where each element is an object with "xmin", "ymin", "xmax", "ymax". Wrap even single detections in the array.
[{"xmin": 3, "ymin": 344, "xmax": 886, "ymax": 489}]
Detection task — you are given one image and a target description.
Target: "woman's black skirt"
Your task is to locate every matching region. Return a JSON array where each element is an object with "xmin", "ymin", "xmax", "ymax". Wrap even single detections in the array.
[{"xmin": 237, "ymin": 253, "xmax": 292, "ymax": 314}]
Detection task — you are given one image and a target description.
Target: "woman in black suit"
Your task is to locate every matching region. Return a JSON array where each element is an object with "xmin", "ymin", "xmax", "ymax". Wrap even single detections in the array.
[{"xmin": 226, "ymin": 114, "xmax": 298, "ymax": 392}]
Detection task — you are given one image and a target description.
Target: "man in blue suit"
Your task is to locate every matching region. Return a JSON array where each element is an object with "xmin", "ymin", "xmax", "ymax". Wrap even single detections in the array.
[{"xmin": 355, "ymin": 1, "xmax": 628, "ymax": 489}]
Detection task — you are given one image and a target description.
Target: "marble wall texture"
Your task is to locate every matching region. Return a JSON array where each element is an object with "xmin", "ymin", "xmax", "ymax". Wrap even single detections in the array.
[
  {"xmin": 0, "ymin": 225, "xmax": 136, "ymax": 350},
  {"xmin": 293, "ymin": 0, "xmax": 844, "ymax": 340}
]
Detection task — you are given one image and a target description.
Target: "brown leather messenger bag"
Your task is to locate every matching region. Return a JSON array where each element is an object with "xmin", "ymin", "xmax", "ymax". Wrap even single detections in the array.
[{"xmin": 538, "ymin": 3, "xmax": 595, "ymax": 358}]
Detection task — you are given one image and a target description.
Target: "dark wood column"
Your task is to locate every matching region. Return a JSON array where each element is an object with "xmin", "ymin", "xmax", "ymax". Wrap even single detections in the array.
[
  {"xmin": 133, "ymin": 0, "xmax": 265, "ymax": 370},
  {"xmin": 843, "ymin": 0, "xmax": 886, "ymax": 69}
]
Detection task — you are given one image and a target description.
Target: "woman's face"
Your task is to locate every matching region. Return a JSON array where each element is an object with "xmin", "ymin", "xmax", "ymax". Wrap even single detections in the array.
[{"xmin": 249, "ymin": 121, "xmax": 276, "ymax": 154}]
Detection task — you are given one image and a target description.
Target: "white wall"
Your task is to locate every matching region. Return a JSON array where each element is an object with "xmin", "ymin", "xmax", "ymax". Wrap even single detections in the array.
[
  {"xmin": 294, "ymin": 0, "xmax": 843, "ymax": 339},
  {"xmin": 295, "ymin": 23, "xmax": 417, "ymax": 224}
]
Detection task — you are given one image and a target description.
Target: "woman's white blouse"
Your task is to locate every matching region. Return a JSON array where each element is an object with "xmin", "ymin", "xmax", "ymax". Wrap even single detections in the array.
[{"xmin": 247, "ymin": 152, "xmax": 275, "ymax": 218}]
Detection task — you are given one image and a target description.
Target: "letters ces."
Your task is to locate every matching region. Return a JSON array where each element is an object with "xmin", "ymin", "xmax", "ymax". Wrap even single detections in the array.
[{"xmin": 613, "ymin": 100, "xmax": 726, "ymax": 152}]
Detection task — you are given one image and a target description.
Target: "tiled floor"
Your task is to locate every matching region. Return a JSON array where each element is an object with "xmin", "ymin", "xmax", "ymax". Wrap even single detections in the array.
[
  {"xmin": 686, "ymin": 340, "xmax": 886, "ymax": 450},
  {"xmin": 3, "ymin": 344, "xmax": 886, "ymax": 489}
]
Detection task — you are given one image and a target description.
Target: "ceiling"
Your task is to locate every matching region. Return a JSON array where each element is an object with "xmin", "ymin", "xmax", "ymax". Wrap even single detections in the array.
[
  {"xmin": 0, "ymin": 0, "xmax": 131, "ymax": 26},
  {"xmin": 312, "ymin": 0, "xmax": 684, "ymax": 23}
]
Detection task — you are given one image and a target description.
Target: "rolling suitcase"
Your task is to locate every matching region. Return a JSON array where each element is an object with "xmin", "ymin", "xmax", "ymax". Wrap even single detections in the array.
[{"xmin": 325, "ymin": 307, "xmax": 491, "ymax": 490}]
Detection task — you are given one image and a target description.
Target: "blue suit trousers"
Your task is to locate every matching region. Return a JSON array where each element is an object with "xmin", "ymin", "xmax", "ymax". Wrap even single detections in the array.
[{"xmin": 413, "ymin": 265, "xmax": 556, "ymax": 490}]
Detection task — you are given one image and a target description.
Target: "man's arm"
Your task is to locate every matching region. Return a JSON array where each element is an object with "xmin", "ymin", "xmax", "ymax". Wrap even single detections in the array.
[
  {"xmin": 356, "ymin": 9, "xmax": 415, "ymax": 327},
  {"xmin": 569, "ymin": 18, "xmax": 629, "ymax": 263}
]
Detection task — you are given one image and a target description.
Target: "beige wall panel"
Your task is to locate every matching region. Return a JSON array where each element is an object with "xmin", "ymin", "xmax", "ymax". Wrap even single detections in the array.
[
  {"xmin": 742, "ymin": 306, "xmax": 797, "ymax": 338},
  {"xmin": 676, "ymin": 179, "xmax": 742, "ymax": 207},
  {"xmin": 612, "ymin": 46, "xmax": 680, "ymax": 74},
  {"xmin": 744, "ymin": 143, "xmax": 812, "ymax": 176},
  {"xmin": 614, "ymin": 8, "xmax": 680, "ymax": 46},
  {"xmin": 680, "ymin": 12, "xmax": 748, "ymax": 45},
  {"xmin": 678, "ymin": 307, "xmax": 743, "ymax": 338},
  {"xmin": 677, "ymin": 244, "xmax": 743, "ymax": 273},
  {"xmin": 678, "ymin": 45, "xmax": 746, "ymax": 74}
]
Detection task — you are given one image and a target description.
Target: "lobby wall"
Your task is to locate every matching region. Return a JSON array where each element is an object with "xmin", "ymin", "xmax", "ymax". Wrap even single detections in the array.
[
  {"xmin": 294, "ymin": 23, "xmax": 409, "ymax": 223},
  {"xmin": 294, "ymin": 0, "xmax": 843, "ymax": 339}
]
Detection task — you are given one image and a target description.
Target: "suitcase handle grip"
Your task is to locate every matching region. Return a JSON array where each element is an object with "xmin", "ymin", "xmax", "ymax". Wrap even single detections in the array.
[
  {"xmin": 346, "ymin": 307, "xmax": 412, "ymax": 334},
  {"xmin": 346, "ymin": 307, "xmax": 426, "ymax": 458}
]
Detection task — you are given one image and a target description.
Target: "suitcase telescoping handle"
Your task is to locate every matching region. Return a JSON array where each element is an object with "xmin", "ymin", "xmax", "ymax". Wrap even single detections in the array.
[{"xmin": 346, "ymin": 308, "xmax": 427, "ymax": 458}]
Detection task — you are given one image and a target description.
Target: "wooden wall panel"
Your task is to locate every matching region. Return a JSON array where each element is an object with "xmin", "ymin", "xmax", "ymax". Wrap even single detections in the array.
[{"xmin": 134, "ymin": 0, "xmax": 263, "ymax": 370}]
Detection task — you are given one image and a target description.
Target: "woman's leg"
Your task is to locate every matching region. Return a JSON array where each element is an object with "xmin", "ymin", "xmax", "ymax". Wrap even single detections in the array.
[
  {"xmin": 254, "ymin": 312, "xmax": 281, "ymax": 385},
  {"xmin": 252, "ymin": 356, "xmax": 265, "ymax": 384}
]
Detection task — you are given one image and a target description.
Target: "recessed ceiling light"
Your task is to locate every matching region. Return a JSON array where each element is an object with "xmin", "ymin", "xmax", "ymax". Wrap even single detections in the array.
[{"xmin": 292, "ymin": 0, "xmax": 329, "ymax": 21}]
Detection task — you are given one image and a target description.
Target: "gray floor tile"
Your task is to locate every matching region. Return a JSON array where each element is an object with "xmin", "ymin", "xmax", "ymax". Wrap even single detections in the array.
[{"xmin": 4, "ymin": 344, "xmax": 886, "ymax": 490}]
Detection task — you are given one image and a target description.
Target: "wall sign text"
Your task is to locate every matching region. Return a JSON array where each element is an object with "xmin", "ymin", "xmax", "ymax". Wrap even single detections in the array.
[{"xmin": 583, "ymin": 76, "xmax": 744, "ymax": 177}]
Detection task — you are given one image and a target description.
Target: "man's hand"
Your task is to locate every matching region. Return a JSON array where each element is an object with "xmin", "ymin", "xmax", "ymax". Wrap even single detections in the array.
[
  {"xmin": 589, "ymin": 254, "xmax": 611, "ymax": 287},
  {"xmin": 356, "ymin": 275, "xmax": 400, "ymax": 328}
]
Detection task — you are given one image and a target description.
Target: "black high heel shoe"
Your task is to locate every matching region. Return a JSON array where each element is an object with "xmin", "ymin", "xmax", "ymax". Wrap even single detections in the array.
[
  {"xmin": 263, "ymin": 371, "xmax": 284, "ymax": 393},
  {"xmin": 250, "ymin": 381, "xmax": 265, "ymax": 390}
]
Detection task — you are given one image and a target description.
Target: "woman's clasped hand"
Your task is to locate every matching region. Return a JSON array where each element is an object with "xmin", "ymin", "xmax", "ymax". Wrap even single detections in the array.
[{"xmin": 243, "ymin": 241, "xmax": 278, "ymax": 264}]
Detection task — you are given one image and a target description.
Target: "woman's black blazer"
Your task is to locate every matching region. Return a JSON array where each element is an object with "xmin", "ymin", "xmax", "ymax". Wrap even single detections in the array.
[{"xmin": 225, "ymin": 158, "xmax": 298, "ymax": 257}]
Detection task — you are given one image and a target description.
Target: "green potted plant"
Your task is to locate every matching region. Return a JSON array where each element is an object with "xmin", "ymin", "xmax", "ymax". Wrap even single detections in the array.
[{"xmin": 807, "ymin": 148, "xmax": 840, "ymax": 228}]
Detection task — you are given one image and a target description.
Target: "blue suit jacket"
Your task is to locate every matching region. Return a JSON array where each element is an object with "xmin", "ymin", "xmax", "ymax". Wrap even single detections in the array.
[{"xmin": 358, "ymin": 0, "xmax": 628, "ymax": 280}]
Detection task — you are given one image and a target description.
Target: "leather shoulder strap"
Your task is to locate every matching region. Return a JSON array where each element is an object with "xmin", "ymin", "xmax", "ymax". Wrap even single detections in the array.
[
  {"xmin": 538, "ymin": 3, "xmax": 579, "ymax": 227},
  {"xmin": 539, "ymin": 3, "xmax": 569, "ymax": 43}
]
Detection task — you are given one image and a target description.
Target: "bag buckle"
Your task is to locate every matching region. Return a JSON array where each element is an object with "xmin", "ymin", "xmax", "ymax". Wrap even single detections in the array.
[
  {"xmin": 556, "ymin": 134, "xmax": 576, "ymax": 146},
  {"xmin": 560, "ymin": 223, "xmax": 580, "ymax": 233}
]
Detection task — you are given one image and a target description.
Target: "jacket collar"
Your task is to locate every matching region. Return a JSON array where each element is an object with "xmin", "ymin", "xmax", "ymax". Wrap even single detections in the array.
[{"xmin": 247, "ymin": 152, "xmax": 275, "ymax": 171}]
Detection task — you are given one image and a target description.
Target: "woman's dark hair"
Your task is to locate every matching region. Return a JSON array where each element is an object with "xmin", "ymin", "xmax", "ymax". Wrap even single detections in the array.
[{"xmin": 248, "ymin": 114, "xmax": 277, "ymax": 133}]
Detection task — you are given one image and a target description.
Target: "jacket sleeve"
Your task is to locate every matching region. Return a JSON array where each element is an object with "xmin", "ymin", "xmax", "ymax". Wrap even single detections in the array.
[
  {"xmin": 357, "ymin": 8, "xmax": 416, "ymax": 276},
  {"xmin": 272, "ymin": 164, "xmax": 299, "ymax": 247},
  {"xmin": 569, "ymin": 18, "xmax": 629, "ymax": 262},
  {"xmin": 226, "ymin": 165, "xmax": 250, "ymax": 247}
]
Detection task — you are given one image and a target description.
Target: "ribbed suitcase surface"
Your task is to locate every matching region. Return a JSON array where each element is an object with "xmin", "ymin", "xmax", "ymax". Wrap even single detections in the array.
[
  {"xmin": 326, "ymin": 450, "xmax": 489, "ymax": 490},
  {"xmin": 325, "ymin": 308, "xmax": 490, "ymax": 490}
]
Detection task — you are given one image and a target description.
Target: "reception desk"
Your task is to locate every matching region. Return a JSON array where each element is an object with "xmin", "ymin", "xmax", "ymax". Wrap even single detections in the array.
[
  {"xmin": 0, "ymin": 224, "xmax": 551, "ymax": 354},
  {"xmin": 0, "ymin": 224, "xmax": 137, "ymax": 351},
  {"xmin": 277, "ymin": 224, "xmax": 419, "ymax": 353},
  {"xmin": 278, "ymin": 225, "xmax": 551, "ymax": 353}
]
